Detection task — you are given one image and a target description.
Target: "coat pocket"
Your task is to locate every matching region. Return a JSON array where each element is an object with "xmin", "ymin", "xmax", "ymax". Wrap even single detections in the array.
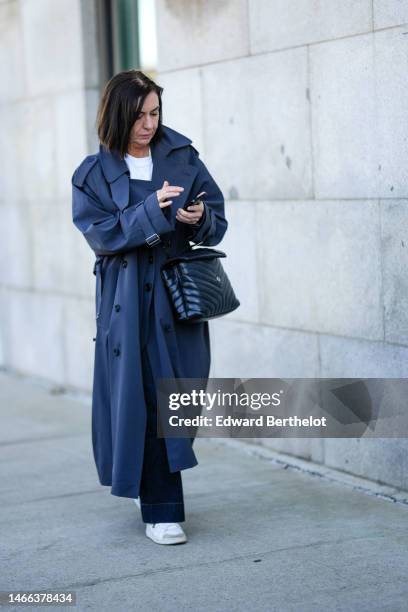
[
  {"xmin": 93, "ymin": 256, "xmax": 104, "ymax": 322},
  {"xmin": 94, "ymin": 256, "xmax": 122, "ymax": 331}
]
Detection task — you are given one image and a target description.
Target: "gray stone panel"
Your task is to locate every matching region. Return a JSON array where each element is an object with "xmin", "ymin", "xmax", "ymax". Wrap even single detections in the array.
[
  {"xmin": 84, "ymin": 87, "xmax": 100, "ymax": 153},
  {"xmin": 19, "ymin": 97, "xmax": 58, "ymax": 202},
  {"xmin": 202, "ymin": 49, "xmax": 312, "ymax": 200},
  {"xmin": 220, "ymin": 201, "xmax": 259, "ymax": 323},
  {"xmin": 381, "ymin": 199, "xmax": 408, "ymax": 345},
  {"xmin": 0, "ymin": 0, "xmax": 25, "ymax": 101},
  {"xmin": 320, "ymin": 334, "xmax": 408, "ymax": 377},
  {"xmin": 257, "ymin": 200, "xmax": 383, "ymax": 340},
  {"xmin": 210, "ymin": 318, "xmax": 319, "ymax": 378},
  {"xmin": 373, "ymin": 0, "xmax": 408, "ymax": 28},
  {"xmin": 63, "ymin": 295, "xmax": 94, "ymax": 391},
  {"xmin": 0, "ymin": 286, "xmax": 6, "ymax": 365},
  {"xmin": 375, "ymin": 26, "xmax": 408, "ymax": 198},
  {"xmin": 55, "ymin": 89, "xmax": 88, "ymax": 199},
  {"xmin": 311, "ymin": 34, "xmax": 378, "ymax": 198},
  {"xmin": 0, "ymin": 204, "xmax": 33, "ymax": 287},
  {"xmin": 311, "ymin": 28, "xmax": 408, "ymax": 199},
  {"xmin": 156, "ymin": 68, "xmax": 205, "ymax": 154},
  {"xmin": 20, "ymin": 0, "xmax": 83, "ymax": 96},
  {"xmin": 5, "ymin": 289, "xmax": 65, "ymax": 383},
  {"xmin": 156, "ymin": 0, "xmax": 249, "ymax": 71},
  {"xmin": 249, "ymin": 0, "xmax": 372, "ymax": 53},
  {"xmin": 0, "ymin": 103, "xmax": 25, "ymax": 204},
  {"xmin": 325, "ymin": 437, "xmax": 408, "ymax": 490},
  {"xmin": 29, "ymin": 203, "xmax": 95, "ymax": 297}
]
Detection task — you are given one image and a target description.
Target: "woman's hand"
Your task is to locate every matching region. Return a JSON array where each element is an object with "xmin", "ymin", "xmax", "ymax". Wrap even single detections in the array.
[
  {"xmin": 176, "ymin": 201, "xmax": 204, "ymax": 225},
  {"xmin": 156, "ymin": 180, "xmax": 184, "ymax": 209}
]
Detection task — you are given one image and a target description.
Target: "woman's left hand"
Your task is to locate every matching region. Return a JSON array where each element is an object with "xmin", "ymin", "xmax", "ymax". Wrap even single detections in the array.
[{"xmin": 176, "ymin": 201, "xmax": 204, "ymax": 225}]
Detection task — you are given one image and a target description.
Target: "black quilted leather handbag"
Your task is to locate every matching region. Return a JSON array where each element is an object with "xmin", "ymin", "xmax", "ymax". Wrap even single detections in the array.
[{"xmin": 161, "ymin": 246, "xmax": 240, "ymax": 324}]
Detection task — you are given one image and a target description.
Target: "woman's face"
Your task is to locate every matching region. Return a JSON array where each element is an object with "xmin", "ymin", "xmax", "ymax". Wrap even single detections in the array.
[{"xmin": 128, "ymin": 91, "xmax": 160, "ymax": 150}]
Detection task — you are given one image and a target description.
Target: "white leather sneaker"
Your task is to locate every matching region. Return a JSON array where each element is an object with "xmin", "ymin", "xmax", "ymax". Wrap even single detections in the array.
[{"xmin": 145, "ymin": 522, "xmax": 187, "ymax": 545}]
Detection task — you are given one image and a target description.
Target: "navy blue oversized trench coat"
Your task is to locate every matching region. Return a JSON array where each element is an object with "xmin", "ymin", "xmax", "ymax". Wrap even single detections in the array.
[{"xmin": 71, "ymin": 124, "xmax": 228, "ymax": 498}]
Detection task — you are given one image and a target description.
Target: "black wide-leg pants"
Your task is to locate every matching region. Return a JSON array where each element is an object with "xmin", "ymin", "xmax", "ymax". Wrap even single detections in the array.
[{"xmin": 139, "ymin": 345, "xmax": 185, "ymax": 524}]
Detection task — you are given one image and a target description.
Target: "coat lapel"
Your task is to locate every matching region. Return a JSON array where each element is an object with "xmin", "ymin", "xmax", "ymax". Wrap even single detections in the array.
[
  {"xmin": 109, "ymin": 174, "xmax": 129, "ymax": 211},
  {"xmin": 150, "ymin": 155, "xmax": 199, "ymax": 223},
  {"xmin": 98, "ymin": 125, "xmax": 199, "ymax": 216}
]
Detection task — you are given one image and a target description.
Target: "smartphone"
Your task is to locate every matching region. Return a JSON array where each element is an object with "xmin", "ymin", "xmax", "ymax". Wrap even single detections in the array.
[{"xmin": 183, "ymin": 191, "xmax": 207, "ymax": 210}]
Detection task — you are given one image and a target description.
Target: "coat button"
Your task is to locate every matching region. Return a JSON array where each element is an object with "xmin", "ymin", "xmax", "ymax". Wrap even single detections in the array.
[
  {"xmin": 122, "ymin": 259, "xmax": 128, "ymax": 268},
  {"xmin": 114, "ymin": 304, "xmax": 121, "ymax": 312},
  {"xmin": 163, "ymin": 323, "xmax": 172, "ymax": 332},
  {"xmin": 113, "ymin": 347, "xmax": 120, "ymax": 357},
  {"xmin": 92, "ymin": 337, "xmax": 96, "ymax": 342},
  {"xmin": 148, "ymin": 255, "xmax": 154, "ymax": 263},
  {"xmin": 145, "ymin": 282, "xmax": 152, "ymax": 291}
]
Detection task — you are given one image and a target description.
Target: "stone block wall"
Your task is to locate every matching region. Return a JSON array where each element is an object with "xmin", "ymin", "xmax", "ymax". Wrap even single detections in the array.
[
  {"xmin": 1, "ymin": 0, "xmax": 408, "ymax": 488},
  {"xmin": 155, "ymin": 0, "xmax": 408, "ymax": 488},
  {"xmin": 0, "ymin": 0, "xmax": 99, "ymax": 390}
]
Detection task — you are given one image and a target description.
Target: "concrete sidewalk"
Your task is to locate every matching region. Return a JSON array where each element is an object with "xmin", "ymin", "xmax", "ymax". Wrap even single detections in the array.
[{"xmin": 1, "ymin": 369, "xmax": 408, "ymax": 612}]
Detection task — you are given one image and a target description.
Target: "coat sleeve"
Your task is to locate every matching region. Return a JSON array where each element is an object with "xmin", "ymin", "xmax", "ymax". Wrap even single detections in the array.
[
  {"xmin": 71, "ymin": 165, "xmax": 174, "ymax": 256},
  {"xmin": 186, "ymin": 150, "xmax": 228, "ymax": 247}
]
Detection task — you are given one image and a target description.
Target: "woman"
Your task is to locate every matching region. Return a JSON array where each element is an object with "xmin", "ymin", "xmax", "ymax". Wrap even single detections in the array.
[{"xmin": 71, "ymin": 70, "xmax": 227, "ymax": 545}]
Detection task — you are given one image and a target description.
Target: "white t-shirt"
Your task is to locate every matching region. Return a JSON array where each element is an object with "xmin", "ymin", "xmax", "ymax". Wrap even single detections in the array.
[{"xmin": 124, "ymin": 148, "xmax": 153, "ymax": 180}]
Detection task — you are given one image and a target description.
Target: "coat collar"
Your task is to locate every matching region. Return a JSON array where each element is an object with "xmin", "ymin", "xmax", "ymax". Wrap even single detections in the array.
[
  {"xmin": 97, "ymin": 124, "xmax": 198, "ymax": 213},
  {"xmin": 98, "ymin": 124, "xmax": 192, "ymax": 184}
]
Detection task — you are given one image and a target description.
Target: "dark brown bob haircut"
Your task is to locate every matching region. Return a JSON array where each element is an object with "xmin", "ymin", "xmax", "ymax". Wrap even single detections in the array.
[{"xmin": 96, "ymin": 69, "xmax": 164, "ymax": 158}]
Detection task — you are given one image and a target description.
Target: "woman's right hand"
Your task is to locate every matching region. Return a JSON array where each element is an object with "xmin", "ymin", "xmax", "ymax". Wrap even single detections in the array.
[{"xmin": 156, "ymin": 180, "xmax": 184, "ymax": 209}]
